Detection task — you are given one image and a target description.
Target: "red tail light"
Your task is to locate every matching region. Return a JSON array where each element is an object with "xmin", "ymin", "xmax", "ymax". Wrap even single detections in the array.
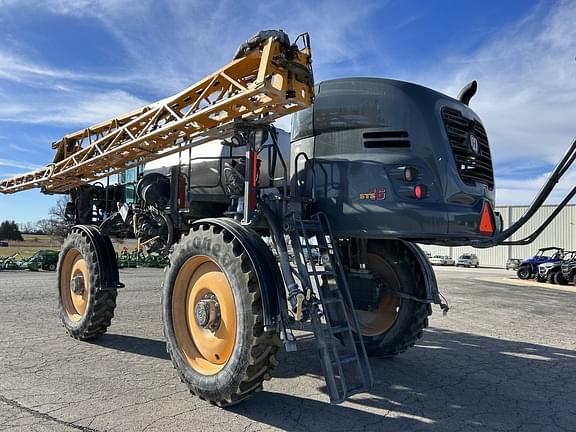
[
  {"xmin": 479, "ymin": 201, "xmax": 494, "ymax": 235},
  {"xmin": 414, "ymin": 184, "xmax": 426, "ymax": 199}
]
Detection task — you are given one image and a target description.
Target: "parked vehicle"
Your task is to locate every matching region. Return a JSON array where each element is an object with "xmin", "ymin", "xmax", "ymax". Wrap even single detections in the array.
[
  {"xmin": 25, "ymin": 250, "xmax": 59, "ymax": 271},
  {"xmin": 516, "ymin": 247, "xmax": 564, "ymax": 280},
  {"xmin": 430, "ymin": 255, "xmax": 454, "ymax": 266},
  {"xmin": 506, "ymin": 258, "xmax": 521, "ymax": 270},
  {"xmin": 561, "ymin": 251, "xmax": 576, "ymax": 284},
  {"xmin": 456, "ymin": 253, "xmax": 479, "ymax": 267},
  {"xmin": 538, "ymin": 261, "xmax": 568, "ymax": 284}
]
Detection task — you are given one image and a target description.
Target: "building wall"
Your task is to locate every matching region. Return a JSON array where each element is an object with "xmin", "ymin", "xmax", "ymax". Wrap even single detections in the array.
[{"xmin": 419, "ymin": 204, "xmax": 576, "ymax": 267}]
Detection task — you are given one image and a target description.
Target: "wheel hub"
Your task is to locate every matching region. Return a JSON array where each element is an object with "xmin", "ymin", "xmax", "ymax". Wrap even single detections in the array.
[
  {"xmin": 60, "ymin": 248, "xmax": 90, "ymax": 322},
  {"xmin": 71, "ymin": 274, "xmax": 85, "ymax": 295},
  {"xmin": 194, "ymin": 294, "xmax": 221, "ymax": 331}
]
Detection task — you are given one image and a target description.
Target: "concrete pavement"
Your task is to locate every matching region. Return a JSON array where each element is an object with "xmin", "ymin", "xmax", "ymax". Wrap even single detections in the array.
[{"xmin": 0, "ymin": 267, "xmax": 575, "ymax": 431}]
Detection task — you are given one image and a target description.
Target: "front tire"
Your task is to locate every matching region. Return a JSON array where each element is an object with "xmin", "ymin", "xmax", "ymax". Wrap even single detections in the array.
[
  {"xmin": 517, "ymin": 266, "xmax": 531, "ymax": 280},
  {"xmin": 163, "ymin": 223, "xmax": 280, "ymax": 406},
  {"xmin": 57, "ymin": 230, "xmax": 118, "ymax": 340}
]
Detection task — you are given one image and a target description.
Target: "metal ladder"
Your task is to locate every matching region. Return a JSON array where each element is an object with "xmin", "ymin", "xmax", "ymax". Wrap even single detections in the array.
[{"xmin": 291, "ymin": 212, "xmax": 374, "ymax": 403}]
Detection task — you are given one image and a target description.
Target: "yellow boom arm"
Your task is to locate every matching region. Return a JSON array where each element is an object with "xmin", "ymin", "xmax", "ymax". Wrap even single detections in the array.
[{"xmin": 0, "ymin": 32, "xmax": 313, "ymax": 194}]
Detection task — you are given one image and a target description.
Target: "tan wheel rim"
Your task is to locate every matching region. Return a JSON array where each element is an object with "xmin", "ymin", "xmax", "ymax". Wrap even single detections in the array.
[
  {"xmin": 172, "ymin": 255, "xmax": 237, "ymax": 376},
  {"xmin": 60, "ymin": 248, "xmax": 90, "ymax": 322},
  {"xmin": 355, "ymin": 253, "xmax": 401, "ymax": 337}
]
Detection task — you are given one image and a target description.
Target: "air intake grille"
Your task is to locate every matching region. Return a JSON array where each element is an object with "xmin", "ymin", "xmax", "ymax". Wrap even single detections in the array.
[
  {"xmin": 363, "ymin": 130, "xmax": 410, "ymax": 148},
  {"xmin": 442, "ymin": 107, "xmax": 494, "ymax": 189}
]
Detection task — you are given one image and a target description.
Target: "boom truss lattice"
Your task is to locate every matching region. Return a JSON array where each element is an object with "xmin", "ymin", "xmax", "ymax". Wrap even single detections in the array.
[{"xmin": 0, "ymin": 34, "xmax": 313, "ymax": 194}]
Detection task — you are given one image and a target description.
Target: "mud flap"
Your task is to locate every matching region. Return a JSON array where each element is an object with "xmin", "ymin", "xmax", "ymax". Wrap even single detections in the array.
[{"xmin": 70, "ymin": 225, "xmax": 123, "ymax": 290}]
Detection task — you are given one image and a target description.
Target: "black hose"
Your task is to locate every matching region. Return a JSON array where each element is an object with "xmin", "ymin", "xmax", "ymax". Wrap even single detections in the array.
[{"xmin": 258, "ymin": 202, "xmax": 301, "ymax": 309}]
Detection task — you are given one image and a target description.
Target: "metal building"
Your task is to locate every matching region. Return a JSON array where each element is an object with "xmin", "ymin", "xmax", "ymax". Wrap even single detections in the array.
[{"xmin": 420, "ymin": 204, "xmax": 576, "ymax": 267}]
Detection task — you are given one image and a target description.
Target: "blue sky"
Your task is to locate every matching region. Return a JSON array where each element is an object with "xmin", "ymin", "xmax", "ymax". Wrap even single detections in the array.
[{"xmin": 0, "ymin": 0, "xmax": 575, "ymax": 223}]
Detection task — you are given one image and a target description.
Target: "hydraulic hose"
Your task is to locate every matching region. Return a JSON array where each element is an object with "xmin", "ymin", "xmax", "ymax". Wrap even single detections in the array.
[{"xmin": 258, "ymin": 202, "xmax": 302, "ymax": 310}]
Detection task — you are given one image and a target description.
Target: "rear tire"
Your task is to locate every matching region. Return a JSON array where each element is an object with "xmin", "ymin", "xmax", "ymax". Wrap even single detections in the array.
[
  {"xmin": 163, "ymin": 223, "xmax": 280, "ymax": 406},
  {"xmin": 347, "ymin": 242, "xmax": 431, "ymax": 358},
  {"xmin": 57, "ymin": 230, "xmax": 118, "ymax": 340},
  {"xmin": 553, "ymin": 272, "xmax": 567, "ymax": 285}
]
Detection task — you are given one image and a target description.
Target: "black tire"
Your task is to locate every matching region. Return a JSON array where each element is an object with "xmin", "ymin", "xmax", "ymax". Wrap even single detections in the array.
[
  {"xmin": 553, "ymin": 272, "xmax": 567, "ymax": 285},
  {"xmin": 517, "ymin": 266, "xmax": 531, "ymax": 280},
  {"xmin": 536, "ymin": 273, "xmax": 546, "ymax": 282},
  {"xmin": 163, "ymin": 223, "xmax": 280, "ymax": 406},
  {"xmin": 57, "ymin": 230, "xmax": 118, "ymax": 340},
  {"xmin": 348, "ymin": 242, "xmax": 431, "ymax": 358}
]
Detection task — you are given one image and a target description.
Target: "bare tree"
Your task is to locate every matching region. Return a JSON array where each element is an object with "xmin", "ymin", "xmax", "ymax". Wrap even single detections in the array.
[
  {"xmin": 41, "ymin": 196, "xmax": 71, "ymax": 240},
  {"xmin": 20, "ymin": 222, "xmax": 37, "ymax": 234}
]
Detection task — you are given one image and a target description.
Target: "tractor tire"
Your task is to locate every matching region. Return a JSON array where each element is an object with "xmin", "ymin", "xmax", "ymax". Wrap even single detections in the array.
[
  {"xmin": 163, "ymin": 223, "xmax": 280, "ymax": 406},
  {"xmin": 347, "ymin": 242, "xmax": 431, "ymax": 358},
  {"xmin": 517, "ymin": 266, "xmax": 531, "ymax": 280},
  {"xmin": 57, "ymin": 229, "xmax": 118, "ymax": 340}
]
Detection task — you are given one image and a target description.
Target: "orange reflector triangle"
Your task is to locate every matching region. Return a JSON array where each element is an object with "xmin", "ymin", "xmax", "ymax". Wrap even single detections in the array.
[{"xmin": 479, "ymin": 201, "xmax": 494, "ymax": 235}]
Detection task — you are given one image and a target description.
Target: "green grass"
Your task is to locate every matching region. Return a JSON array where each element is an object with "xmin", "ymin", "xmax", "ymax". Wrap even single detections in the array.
[{"xmin": 0, "ymin": 235, "xmax": 139, "ymax": 259}]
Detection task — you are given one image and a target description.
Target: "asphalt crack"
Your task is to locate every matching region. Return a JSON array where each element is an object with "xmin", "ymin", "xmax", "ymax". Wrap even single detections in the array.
[{"xmin": 0, "ymin": 394, "xmax": 99, "ymax": 432}]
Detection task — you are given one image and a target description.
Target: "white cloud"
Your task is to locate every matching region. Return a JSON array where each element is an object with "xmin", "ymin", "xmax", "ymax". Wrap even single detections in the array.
[
  {"xmin": 496, "ymin": 168, "xmax": 576, "ymax": 205},
  {"xmin": 1, "ymin": 0, "xmax": 379, "ymax": 94},
  {"xmin": 426, "ymin": 0, "xmax": 576, "ymax": 166},
  {"xmin": 0, "ymin": 89, "xmax": 147, "ymax": 126},
  {"xmin": 0, "ymin": 0, "xmax": 379, "ymax": 127},
  {"xmin": 0, "ymin": 158, "xmax": 40, "ymax": 171},
  {"xmin": 412, "ymin": 0, "xmax": 576, "ymax": 205}
]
